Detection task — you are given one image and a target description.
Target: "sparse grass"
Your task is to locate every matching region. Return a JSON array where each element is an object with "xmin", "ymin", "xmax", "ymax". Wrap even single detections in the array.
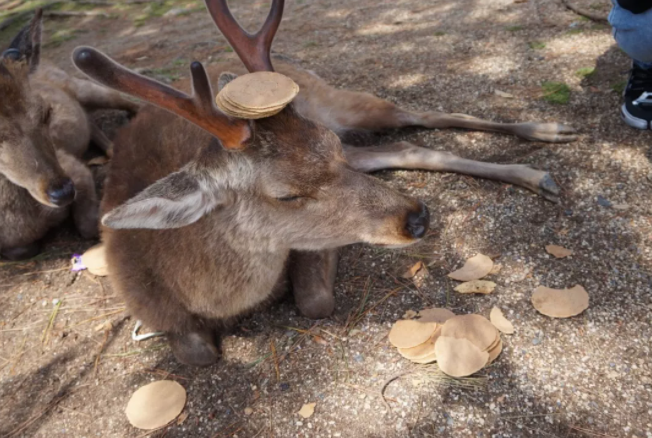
[
  {"xmin": 541, "ymin": 81, "xmax": 571, "ymax": 104},
  {"xmin": 145, "ymin": 67, "xmax": 181, "ymax": 82},
  {"xmin": 528, "ymin": 41, "xmax": 546, "ymax": 50},
  {"xmin": 43, "ymin": 29, "xmax": 80, "ymax": 48},
  {"xmin": 566, "ymin": 28, "xmax": 584, "ymax": 35},
  {"xmin": 506, "ymin": 25, "xmax": 523, "ymax": 32},
  {"xmin": 433, "ymin": 31, "xmax": 446, "ymax": 36},
  {"xmin": 304, "ymin": 41, "xmax": 318, "ymax": 48},
  {"xmin": 172, "ymin": 58, "xmax": 186, "ymax": 67},
  {"xmin": 611, "ymin": 80, "xmax": 627, "ymax": 94},
  {"xmin": 576, "ymin": 67, "xmax": 596, "ymax": 78}
]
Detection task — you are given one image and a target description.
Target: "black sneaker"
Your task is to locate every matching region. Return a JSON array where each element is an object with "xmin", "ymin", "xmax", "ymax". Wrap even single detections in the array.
[{"xmin": 622, "ymin": 63, "xmax": 652, "ymax": 129}]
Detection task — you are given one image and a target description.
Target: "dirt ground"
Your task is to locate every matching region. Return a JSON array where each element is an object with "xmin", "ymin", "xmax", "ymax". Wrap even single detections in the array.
[{"xmin": 1, "ymin": 0, "xmax": 651, "ymax": 436}]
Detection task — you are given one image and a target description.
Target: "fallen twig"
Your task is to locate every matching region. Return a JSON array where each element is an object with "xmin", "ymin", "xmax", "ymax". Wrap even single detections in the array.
[{"xmin": 560, "ymin": 0, "xmax": 608, "ymax": 23}]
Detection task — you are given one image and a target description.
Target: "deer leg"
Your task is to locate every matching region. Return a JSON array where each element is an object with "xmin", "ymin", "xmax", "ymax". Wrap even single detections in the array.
[
  {"xmin": 89, "ymin": 120, "xmax": 114, "ymax": 158},
  {"xmin": 344, "ymin": 142, "xmax": 560, "ymax": 202},
  {"xmin": 168, "ymin": 329, "xmax": 220, "ymax": 367},
  {"xmin": 71, "ymin": 78, "xmax": 140, "ymax": 114},
  {"xmin": 1, "ymin": 241, "xmax": 41, "ymax": 261},
  {"xmin": 322, "ymin": 90, "xmax": 577, "ymax": 142},
  {"xmin": 289, "ymin": 249, "xmax": 338, "ymax": 319},
  {"xmin": 395, "ymin": 110, "xmax": 578, "ymax": 143},
  {"xmin": 56, "ymin": 151, "xmax": 99, "ymax": 239}
]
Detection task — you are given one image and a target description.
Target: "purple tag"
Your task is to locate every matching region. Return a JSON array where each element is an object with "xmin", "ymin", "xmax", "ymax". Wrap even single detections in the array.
[{"xmin": 71, "ymin": 254, "xmax": 87, "ymax": 272}]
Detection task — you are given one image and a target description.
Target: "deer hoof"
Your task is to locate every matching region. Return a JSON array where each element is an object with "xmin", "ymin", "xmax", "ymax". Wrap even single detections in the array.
[
  {"xmin": 168, "ymin": 331, "xmax": 220, "ymax": 367},
  {"xmin": 518, "ymin": 123, "xmax": 578, "ymax": 143},
  {"xmin": 296, "ymin": 292, "xmax": 335, "ymax": 320},
  {"xmin": 1, "ymin": 242, "xmax": 41, "ymax": 261},
  {"xmin": 537, "ymin": 173, "xmax": 560, "ymax": 203}
]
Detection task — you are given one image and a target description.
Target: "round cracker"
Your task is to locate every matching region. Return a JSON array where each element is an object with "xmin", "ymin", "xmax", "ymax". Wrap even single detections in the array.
[
  {"xmin": 531, "ymin": 285, "xmax": 589, "ymax": 318},
  {"xmin": 435, "ymin": 336, "xmax": 489, "ymax": 377},
  {"xmin": 418, "ymin": 308, "xmax": 455, "ymax": 324},
  {"xmin": 388, "ymin": 319, "xmax": 438, "ymax": 349},
  {"xmin": 440, "ymin": 314, "xmax": 497, "ymax": 351},
  {"xmin": 125, "ymin": 380, "xmax": 186, "ymax": 430},
  {"xmin": 216, "ymin": 92, "xmax": 285, "ymax": 119},
  {"xmin": 81, "ymin": 243, "xmax": 109, "ymax": 276},
  {"xmin": 410, "ymin": 350, "xmax": 438, "ymax": 364},
  {"xmin": 397, "ymin": 326, "xmax": 441, "ymax": 360},
  {"xmin": 219, "ymin": 71, "xmax": 299, "ymax": 109}
]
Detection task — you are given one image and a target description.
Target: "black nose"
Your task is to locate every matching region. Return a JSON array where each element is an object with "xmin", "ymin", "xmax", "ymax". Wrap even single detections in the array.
[
  {"xmin": 46, "ymin": 178, "xmax": 75, "ymax": 207},
  {"xmin": 405, "ymin": 201, "xmax": 430, "ymax": 239}
]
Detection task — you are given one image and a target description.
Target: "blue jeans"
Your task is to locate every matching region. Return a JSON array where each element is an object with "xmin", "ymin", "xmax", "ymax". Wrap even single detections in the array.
[{"xmin": 609, "ymin": 0, "xmax": 652, "ymax": 69}]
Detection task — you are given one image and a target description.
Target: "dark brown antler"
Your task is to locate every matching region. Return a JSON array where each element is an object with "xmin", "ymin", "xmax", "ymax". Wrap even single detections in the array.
[
  {"xmin": 72, "ymin": 47, "xmax": 251, "ymax": 150},
  {"xmin": 204, "ymin": 0, "xmax": 284, "ymax": 72}
]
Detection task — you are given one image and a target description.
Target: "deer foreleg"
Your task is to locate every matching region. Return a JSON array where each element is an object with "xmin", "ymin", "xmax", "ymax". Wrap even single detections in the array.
[
  {"xmin": 289, "ymin": 249, "xmax": 338, "ymax": 319},
  {"xmin": 71, "ymin": 77, "xmax": 140, "ymax": 114},
  {"xmin": 344, "ymin": 142, "xmax": 560, "ymax": 202}
]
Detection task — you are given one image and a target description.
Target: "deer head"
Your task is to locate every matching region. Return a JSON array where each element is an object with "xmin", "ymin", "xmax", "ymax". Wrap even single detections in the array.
[
  {"xmin": 73, "ymin": 0, "xmax": 430, "ymax": 250},
  {"xmin": 0, "ymin": 10, "xmax": 75, "ymax": 208}
]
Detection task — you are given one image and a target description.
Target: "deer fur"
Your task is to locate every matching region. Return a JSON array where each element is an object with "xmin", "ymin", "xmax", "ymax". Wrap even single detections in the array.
[
  {"xmin": 74, "ymin": 0, "xmax": 576, "ymax": 366},
  {"xmin": 0, "ymin": 11, "xmax": 139, "ymax": 260}
]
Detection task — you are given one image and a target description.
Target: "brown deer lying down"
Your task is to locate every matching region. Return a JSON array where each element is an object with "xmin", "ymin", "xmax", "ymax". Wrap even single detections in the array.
[
  {"xmin": 73, "ymin": 0, "xmax": 575, "ymax": 366},
  {"xmin": 0, "ymin": 11, "xmax": 138, "ymax": 260}
]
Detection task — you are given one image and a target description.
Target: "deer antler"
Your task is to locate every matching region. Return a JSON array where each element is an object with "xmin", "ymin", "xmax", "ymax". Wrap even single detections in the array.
[
  {"xmin": 205, "ymin": 0, "xmax": 284, "ymax": 72},
  {"xmin": 72, "ymin": 47, "xmax": 251, "ymax": 150}
]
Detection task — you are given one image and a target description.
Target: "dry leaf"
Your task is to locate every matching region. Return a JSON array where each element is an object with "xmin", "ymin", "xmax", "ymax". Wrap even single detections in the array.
[
  {"xmin": 401, "ymin": 261, "xmax": 424, "ymax": 279},
  {"xmin": 81, "ymin": 244, "xmax": 109, "ymax": 276},
  {"xmin": 494, "ymin": 89, "xmax": 514, "ymax": 98},
  {"xmin": 312, "ymin": 335, "xmax": 329, "ymax": 346},
  {"xmin": 298, "ymin": 402, "xmax": 316, "ymax": 419},
  {"xmin": 435, "ymin": 336, "xmax": 489, "ymax": 377},
  {"xmin": 402, "ymin": 310, "xmax": 418, "ymax": 319},
  {"xmin": 440, "ymin": 314, "xmax": 497, "ymax": 351},
  {"xmin": 489, "ymin": 264, "xmax": 502, "ymax": 275},
  {"xmin": 454, "ymin": 280, "xmax": 496, "ymax": 294},
  {"xmin": 489, "ymin": 307, "xmax": 514, "ymax": 334},
  {"xmin": 447, "ymin": 254, "xmax": 494, "ymax": 281},
  {"xmin": 531, "ymin": 285, "xmax": 589, "ymax": 318},
  {"xmin": 545, "ymin": 244, "xmax": 574, "ymax": 259},
  {"xmin": 612, "ymin": 203, "xmax": 630, "ymax": 211},
  {"xmin": 388, "ymin": 319, "xmax": 438, "ymax": 348},
  {"xmin": 125, "ymin": 380, "xmax": 186, "ymax": 430}
]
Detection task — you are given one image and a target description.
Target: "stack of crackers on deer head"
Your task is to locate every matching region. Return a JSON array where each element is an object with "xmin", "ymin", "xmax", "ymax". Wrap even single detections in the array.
[{"xmin": 215, "ymin": 71, "xmax": 299, "ymax": 119}]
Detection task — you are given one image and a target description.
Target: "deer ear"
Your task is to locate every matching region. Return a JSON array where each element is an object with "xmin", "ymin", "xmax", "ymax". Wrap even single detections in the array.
[
  {"xmin": 102, "ymin": 170, "xmax": 224, "ymax": 230},
  {"xmin": 5, "ymin": 9, "xmax": 42, "ymax": 73},
  {"xmin": 217, "ymin": 72, "xmax": 238, "ymax": 91}
]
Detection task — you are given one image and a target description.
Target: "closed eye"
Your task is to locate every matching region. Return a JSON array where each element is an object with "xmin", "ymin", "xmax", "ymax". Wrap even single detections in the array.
[{"xmin": 276, "ymin": 195, "xmax": 302, "ymax": 202}]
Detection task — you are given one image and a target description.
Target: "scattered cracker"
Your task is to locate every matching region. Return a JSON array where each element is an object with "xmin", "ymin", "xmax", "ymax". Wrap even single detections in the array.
[
  {"xmin": 531, "ymin": 285, "xmax": 589, "ymax": 318},
  {"xmin": 440, "ymin": 314, "xmax": 497, "ymax": 351},
  {"xmin": 490, "ymin": 307, "xmax": 514, "ymax": 334},
  {"xmin": 454, "ymin": 280, "xmax": 496, "ymax": 294},
  {"xmin": 545, "ymin": 244, "xmax": 574, "ymax": 258},
  {"xmin": 447, "ymin": 254, "xmax": 494, "ymax": 281},
  {"xmin": 125, "ymin": 380, "xmax": 186, "ymax": 430},
  {"xmin": 81, "ymin": 243, "xmax": 109, "ymax": 276}
]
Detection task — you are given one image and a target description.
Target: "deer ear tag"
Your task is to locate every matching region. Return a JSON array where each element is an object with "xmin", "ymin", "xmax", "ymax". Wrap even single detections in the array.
[{"xmin": 215, "ymin": 71, "xmax": 299, "ymax": 119}]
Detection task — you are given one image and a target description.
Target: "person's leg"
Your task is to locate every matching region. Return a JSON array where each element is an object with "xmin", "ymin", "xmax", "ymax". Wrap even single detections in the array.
[{"xmin": 608, "ymin": 1, "xmax": 652, "ymax": 128}]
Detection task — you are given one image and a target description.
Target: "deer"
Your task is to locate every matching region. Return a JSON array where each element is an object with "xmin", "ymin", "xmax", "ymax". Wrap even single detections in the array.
[
  {"xmin": 72, "ymin": 0, "xmax": 576, "ymax": 366},
  {"xmin": 0, "ymin": 10, "xmax": 139, "ymax": 260}
]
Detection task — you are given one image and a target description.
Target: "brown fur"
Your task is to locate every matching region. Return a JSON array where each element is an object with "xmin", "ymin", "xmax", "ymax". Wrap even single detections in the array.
[
  {"xmin": 83, "ymin": 0, "xmax": 574, "ymax": 366},
  {"xmin": 0, "ymin": 12, "xmax": 138, "ymax": 260}
]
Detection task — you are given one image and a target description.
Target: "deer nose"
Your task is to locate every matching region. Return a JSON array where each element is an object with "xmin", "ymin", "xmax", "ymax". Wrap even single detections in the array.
[
  {"xmin": 46, "ymin": 178, "xmax": 75, "ymax": 207},
  {"xmin": 405, "ymin": 201, "xmax": 430, "ymax": 239}
]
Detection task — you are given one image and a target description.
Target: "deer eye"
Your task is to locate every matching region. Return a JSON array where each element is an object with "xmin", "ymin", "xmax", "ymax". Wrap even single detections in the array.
[{"xmin": 276, "ymin": 195, "xmax": 302, "ymax": 202}]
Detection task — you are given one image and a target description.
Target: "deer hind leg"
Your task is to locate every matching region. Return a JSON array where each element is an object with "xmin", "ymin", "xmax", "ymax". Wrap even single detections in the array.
[
  {"xmin": 344, "ymin": 142, "xmax": 560, "ymax": 202},
  {"xmin": 89, "ymin": 120, "xmax": 114, "ymax": 157},
  {"xmin": 325, "ymin": 90, "xmax": 577, "ymax": 143},
  {"xmin": 289, "ymin": 249, "xmax": 338, "ymax": 319},
  {"xmin": 70, "ymin": 77, "xmax": 140, "ymax": 114}
]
